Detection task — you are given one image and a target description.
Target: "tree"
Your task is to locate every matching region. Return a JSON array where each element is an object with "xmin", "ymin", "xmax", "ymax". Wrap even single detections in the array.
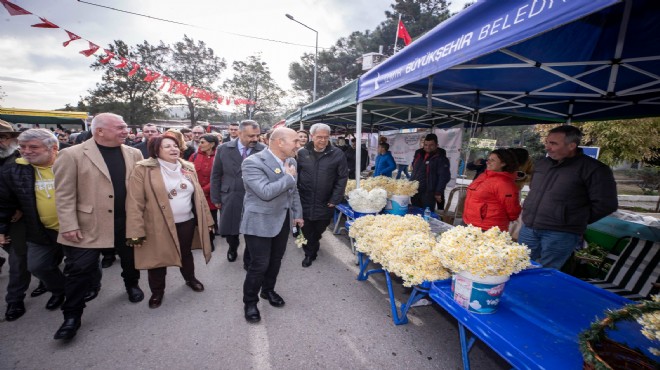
[
  {"xmin": 0, "ymin": 85, "xmax": 5, "ymax": 106},
  {"xmin": 288, "ymin": 0, "xmax": 451, "ymax": 100},
  {"xmin": 81, "ymin": 40, "xmax": 169, "ymax": 125},
  {"xmin": 166, "ymin": 35, "xmax": 226, "ymax": 126},
  {"xmin": 536, "ymin": 119, "xmax": 660, "ymax": 166},
  {"xmin": 223, "ymin": 54, "xmax": 285, "ymax": 127}
]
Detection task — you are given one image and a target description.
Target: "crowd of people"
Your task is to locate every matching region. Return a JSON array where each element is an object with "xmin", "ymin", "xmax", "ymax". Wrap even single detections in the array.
[{"xmin": 0, "ymin": 114, "xmax": 618, "ymax": 340}]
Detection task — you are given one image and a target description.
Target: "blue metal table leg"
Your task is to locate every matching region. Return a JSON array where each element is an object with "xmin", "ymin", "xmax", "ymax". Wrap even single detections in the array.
[
  {"xmin": 384, "ymin": 272, "xmax": 409, "ymax": 325},
  {"xmin": 458, "ymin": 323, "xmax": 476, "ymax": 370},
  {"xmin": 356, "ymin": 252, "xmax": 383, "ymax": 281},
  {"xmin": 332, "ymin": 210, "xmax": 345, "ymax": 234},
  {"xmin": 399, "ymin": 286, "xmax": 430, "ymax": 318}
]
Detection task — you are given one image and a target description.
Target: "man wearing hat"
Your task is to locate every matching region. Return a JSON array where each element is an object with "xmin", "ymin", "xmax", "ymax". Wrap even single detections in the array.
[{"xmin": 0, "ymin": 119, "xmax": 31, "ymax": 321}]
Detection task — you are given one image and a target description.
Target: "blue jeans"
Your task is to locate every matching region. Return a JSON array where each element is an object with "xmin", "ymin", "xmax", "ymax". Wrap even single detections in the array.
[
  {"xmin": 395, "ymin": 164, "xmax": 410, "ymax": 180},
  {"xmin": 518, "ymin": 225, "xmax": 580, "ymax": 270}
]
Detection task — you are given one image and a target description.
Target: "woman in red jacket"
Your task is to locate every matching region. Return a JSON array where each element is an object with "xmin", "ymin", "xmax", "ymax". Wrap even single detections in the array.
[
  {"xmin": 191, "ymin": 134, "xmax": 219, "ymax": 249},
  {"xmin": 463, "ymin": 149, "xmax": 521, "ymax": 231}
]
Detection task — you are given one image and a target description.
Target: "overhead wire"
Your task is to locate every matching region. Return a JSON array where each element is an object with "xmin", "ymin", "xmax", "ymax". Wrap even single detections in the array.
[{"xmin": 76, "ymin": 0, "xmax": 328, "ymax": 50}]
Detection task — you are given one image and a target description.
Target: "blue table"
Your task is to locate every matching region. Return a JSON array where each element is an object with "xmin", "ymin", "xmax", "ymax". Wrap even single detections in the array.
[
  {"xmin": 333, "ymin": 202, "xmax": 439, "ymax": 234},
  {"xmin": 429, "ymin": 268, "xmax": 660, "ymax": 369},
  {"xmin": 356, "ymin": 251, "xmax": 435, "ymax": 325}
]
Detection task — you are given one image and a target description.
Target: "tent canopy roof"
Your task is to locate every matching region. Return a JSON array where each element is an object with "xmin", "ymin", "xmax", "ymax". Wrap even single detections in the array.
[{"xmin": 357, "ymin": 0, "xmax": 660, "ymax": 126}]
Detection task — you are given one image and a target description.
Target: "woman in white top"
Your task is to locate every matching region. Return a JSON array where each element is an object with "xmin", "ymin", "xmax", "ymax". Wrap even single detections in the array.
[{"xmin": 126, "ymin": 133, "xmax": 213, "ymax": 309}]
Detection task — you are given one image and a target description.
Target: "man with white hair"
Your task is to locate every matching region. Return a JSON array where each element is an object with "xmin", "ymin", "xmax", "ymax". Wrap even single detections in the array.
[
  {"xmin": 53, "ymin": 112, "xmax": 144, "ymax": 340},
  {"xmin": 295, "ymin": 123, "xmax": 348, "ymax": 267},
  {"xmin": 0, "ymin": 129, "xmax": 67, "ymax": 319}
]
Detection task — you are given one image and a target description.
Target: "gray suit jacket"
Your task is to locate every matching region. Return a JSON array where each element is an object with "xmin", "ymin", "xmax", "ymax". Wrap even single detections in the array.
[
  {"xmin": 239, "ymin": 150, "xmax": 302, "ymax": 238},
  {"xmin": 210, "ymin": 140, "xmax": 266, "ymax": 235}
]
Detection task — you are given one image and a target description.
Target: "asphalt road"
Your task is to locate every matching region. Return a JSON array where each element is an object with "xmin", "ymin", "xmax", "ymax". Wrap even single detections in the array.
[{"xmin": 0, "ymin": 230, "xmax": 509, "ymax": 370}]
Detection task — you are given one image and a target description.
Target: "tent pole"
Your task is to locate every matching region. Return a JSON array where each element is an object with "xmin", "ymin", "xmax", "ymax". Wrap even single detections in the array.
[{"xmin": 356, "ymin": 103, "xmax": 363, "ymax": 188}]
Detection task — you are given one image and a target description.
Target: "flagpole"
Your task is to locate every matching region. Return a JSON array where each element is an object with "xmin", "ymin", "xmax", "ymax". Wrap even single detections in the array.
[{"xmin": 393, "ymin": 14, "xmax": 401, "ymax": 54}]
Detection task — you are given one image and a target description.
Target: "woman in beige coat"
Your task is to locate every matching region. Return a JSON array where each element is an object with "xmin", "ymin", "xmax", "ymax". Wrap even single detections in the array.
[{"xmin": 126, "ymin": 133, "xmax": 213, "ymax": 308}]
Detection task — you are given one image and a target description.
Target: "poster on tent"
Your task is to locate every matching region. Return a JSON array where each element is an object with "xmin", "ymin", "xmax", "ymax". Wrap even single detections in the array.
[{"xmin": 434, "ymin": 128, "xmax": 463, "ymax": 188}]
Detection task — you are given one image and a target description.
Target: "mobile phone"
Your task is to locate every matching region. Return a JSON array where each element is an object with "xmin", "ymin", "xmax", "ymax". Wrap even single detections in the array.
[{"xmin": 292, "ymin": 226, "xmax": 300, "ymax": 238}]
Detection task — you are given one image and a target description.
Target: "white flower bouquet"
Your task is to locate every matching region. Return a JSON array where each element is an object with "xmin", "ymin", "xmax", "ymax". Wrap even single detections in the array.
[
  {"xmin": 349, "ymin": 214, "xmax": 450, "ymax": 286},
  {"xmin": 638, "ymin": 295, "xmax": 660, "ymax": 356},
  {"xmin": 347, "ymin": 188, "xmax": 388, "ymax": 213},
  {"xmin": 345, "ymin": 177, "xmax": 419, "ymax": 198},
  {"xmin": 432, "ymin": 225, "xmax": 531, "ymax": 278}
]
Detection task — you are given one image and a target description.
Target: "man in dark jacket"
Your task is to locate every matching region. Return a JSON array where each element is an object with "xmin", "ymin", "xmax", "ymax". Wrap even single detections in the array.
[
  {"xmin": 0, "ymin": 120, "xmax": 31, "ymax": 321},
  {"xmin": 410, "ymin": 134, "xmax": 451, "ymax": 211},
  {"xmin": 297, "ymin": 123, "xmax": 348, "ymax": 267},
  {"xmin": 520, "ymin": 125, "xmax": 618, "ymax": 269},
  {"xmin": 210, "ymin": 120, "xmax": 265, "ymax": 265},
  {"xmin": 0, "ymin": 129, "xmax": 66, "ymax": 318},
  {"xmin": 344, "ymin": 138, "xmax": 368, "ymax": 179}
]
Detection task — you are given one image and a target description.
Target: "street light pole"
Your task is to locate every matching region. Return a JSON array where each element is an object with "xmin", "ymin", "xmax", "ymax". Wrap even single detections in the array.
[{"xmin": 286, "ymin": 13, "xmax": 318, "ymax": 101}]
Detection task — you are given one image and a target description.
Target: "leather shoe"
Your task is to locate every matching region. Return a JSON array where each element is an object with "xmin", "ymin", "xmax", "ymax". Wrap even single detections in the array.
[
  {"xmin": 5, "ymin": 302, "xmax": 26, "ymax": 321},
  {"xmin": 46, "ymin": 294, "xmax": 65, "ymax": 310},
  {"xmin": 260, "ymin": 290, "xmax": 285, "ymax": 307},
  {"xmin": 101, "ymin": 255, "xmax": 116, "ymax": 268},
  {"xmin": 30, "ymin": 282, "xmax": 48, "ymax": 297},
  {"xmin": 185, "ymin": 279, "xmax": 204, "ymax": 292},
  {"xmin": 227, "ymin": 249, "xmax": 237, "ymax": 262},
  {"xmin": 244, "ymin": 303, "xmax": 260, "ymax": 323},
  {"xmin": 302, "ymin": 256, "xmax": 314, "ymax": 268},
  {"xmin": 148, "ymin": 292, "xmax": 163, "ymax": 309},
  {"xmin": 83, "ymin": 287, "xmax": 100, "ymax": 302},
  {"xmin": 53, "ymin": 317, "xmax": 81, "ymax": 340},
  {"xmin": 126, "ymin": 285, "xmax": 144, "ymax": 303}
]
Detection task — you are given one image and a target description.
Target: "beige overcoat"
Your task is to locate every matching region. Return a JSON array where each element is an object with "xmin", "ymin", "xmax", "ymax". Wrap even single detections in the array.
[
  {"xmin": 126, "ymin": 158, "xmax": 213, "ymax": 270},
  {"xmin": 54, "ymin": 139, "xmax": 143, "ymax": 248}
]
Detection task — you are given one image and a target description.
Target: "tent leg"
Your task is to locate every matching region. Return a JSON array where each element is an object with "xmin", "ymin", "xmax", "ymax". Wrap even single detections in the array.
[{"xmin": 356, "ymin": 102, "xmax": 363, "ymax": 188}]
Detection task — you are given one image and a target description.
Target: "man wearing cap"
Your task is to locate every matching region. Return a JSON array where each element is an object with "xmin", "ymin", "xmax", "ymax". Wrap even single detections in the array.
[
  {"xmin": 410, "ymin": 133, "xmax": 451, "ymax": 211},
  {"xmin": 0, "ymin": 119, "xmax": 31, "ymax": 321}
]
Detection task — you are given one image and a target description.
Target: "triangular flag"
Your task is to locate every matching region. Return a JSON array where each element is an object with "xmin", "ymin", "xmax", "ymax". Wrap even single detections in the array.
[
  {"xmin": 62, "ymin": 30, "xmax": 81, "ymax": 47},
  {"xmin": 158, "ymin": 76, "xmax": 171, "ymax": 90},
  {"xmin": 397, "ymin": 20, "xmax": 412, "ymax": 46},
  {"xmin": 0, "ymin": 0, "xmax": 31, "ymax": 16},
  {"xmin": 99, "ymin": 50, "xmax": 115, "ymax": 64},
  {"xmin": 127, "ymin": 62, "xmax": 140, "ymax": 77},
  {"xmin": 79, "ymin": 42, "xmax": 99, "ymax": 57},
  {"xmin": 115, "ymin": 57, "xmax": 128, "ymax": 69},
  {"xmin": 143, "ymin": 70, "xmax": 161, "ymax": 82},
  {"xmin": 31, "ymin": 17, "xmax": 59, "ymax": 29}
]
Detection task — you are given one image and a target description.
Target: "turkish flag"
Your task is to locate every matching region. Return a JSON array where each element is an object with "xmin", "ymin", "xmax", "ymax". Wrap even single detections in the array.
[
  {"xmin": 397, "ymin": 20, "xmax": 412, "ymax": 46},
  {"xmin": 31, "ymin": 17, "xmax": 59, "ymax": 29},
  {"xmin": 62, "ymin": 30, "xmax": 81, "ymax": 47},
  {"xmin": 115, "ymin": 57, "xmax": 129, "ymax": 69},
  {"xmin": 79, "ymin": 42, "xmax": 100, "ymax": 57},
  {"xmin": 127, "ymin": 62, "xmax": 140, "ymax": 76},
  {"xmin": 0, "ymin": 0, "xmax": 31, "ymax": 16}
]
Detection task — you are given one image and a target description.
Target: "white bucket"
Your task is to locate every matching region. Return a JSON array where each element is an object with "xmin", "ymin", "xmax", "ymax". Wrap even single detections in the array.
[
  {"xmin": 383, "ymin": 195, "xmax": 410, "ymax": 216},
  {"xmin": 451, "ymin": 271, "xmax": 509, "ymax": 314}
]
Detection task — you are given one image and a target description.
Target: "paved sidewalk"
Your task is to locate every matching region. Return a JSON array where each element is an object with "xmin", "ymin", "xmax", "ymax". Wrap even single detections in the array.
[{"xmin": 0, "ymin": 232, "xmax": 508, "ymax": 370}]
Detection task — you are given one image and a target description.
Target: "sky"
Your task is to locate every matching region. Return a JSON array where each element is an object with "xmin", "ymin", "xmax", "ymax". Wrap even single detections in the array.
[{"xmin": 0, "ymin": 0, "xmax": 469, "ymax": 111}]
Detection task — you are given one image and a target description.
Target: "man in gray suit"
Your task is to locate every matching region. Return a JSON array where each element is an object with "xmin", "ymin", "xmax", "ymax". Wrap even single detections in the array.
[
  {"xmin": 210, "ymin": 120, "xmax": 265, "ymax": 265},
  {"xmin": 240, "ymin": 127, "xmax": 303, "ymax": 323}
]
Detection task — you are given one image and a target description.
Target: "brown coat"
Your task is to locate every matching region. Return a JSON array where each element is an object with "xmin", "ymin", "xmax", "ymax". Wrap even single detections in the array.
[
  {"xmin": 126, "ymin": 158, "xmax": 213, "ymax": 270},
  {"xmin": 54, "ymin": 139, "xmax": 143, "ymax": 248}
]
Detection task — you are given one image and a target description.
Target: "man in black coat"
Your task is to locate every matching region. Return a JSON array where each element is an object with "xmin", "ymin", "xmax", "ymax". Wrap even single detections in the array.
[
  {"xmin": 344, "ymin": 138, "xmax": 368, "ymax": 179},
  {"xmin": 0, "ymin": 119, "xmax": 31, "ymax": 321},
  {"xmin": 0, "ymin": 129, "xmax": 66, "ymax": 319},
  {"xmin": 132, "ymin": 123, "xmax": 160, "ymax": 159},
  {"xmin": 210, "ymin": 120, "xmax": 265, "ymax": 266},
  {"xmin": 410, "ymin": 134, "xmax": 451, "ymax": 211},
  {"xmin": 297, "ymin": 123, "xmax": 348, "ymax": 267}
]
